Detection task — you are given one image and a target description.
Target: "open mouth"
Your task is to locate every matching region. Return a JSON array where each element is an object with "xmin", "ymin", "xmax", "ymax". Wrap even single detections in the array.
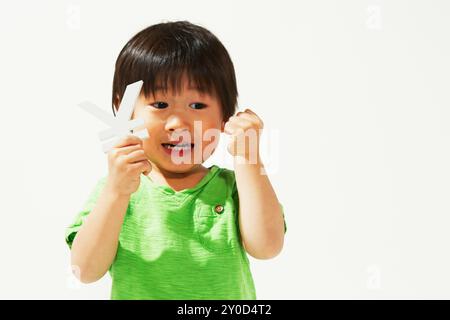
[
  {"xmin": 161, "ymin": 143, "xmax": 195, "ymax": 157},
  {"xmin": 161, "ymin": 143, "xmax": 194, "ymax": 158},
  {"xmin": 161, "ymin": 143, "xmax": 194, "ymax": 150}
]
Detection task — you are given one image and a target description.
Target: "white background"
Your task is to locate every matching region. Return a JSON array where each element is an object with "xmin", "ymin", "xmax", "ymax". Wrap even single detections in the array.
[{"xmin": 0, "ymin": 0, "xmax": 449, "ymax": 299}]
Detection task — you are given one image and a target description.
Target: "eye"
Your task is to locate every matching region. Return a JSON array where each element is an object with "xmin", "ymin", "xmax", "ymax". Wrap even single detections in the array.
[
  {"xmin": 190, "ymin": 103, "xmax": 207, "ymax": 110},
  {"xmin": 150, "ymin": 102, "xmax": 168, "ymax": 109}
]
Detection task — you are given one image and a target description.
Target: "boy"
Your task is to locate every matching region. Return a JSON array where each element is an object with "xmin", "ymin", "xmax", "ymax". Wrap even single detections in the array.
[{"xmin": 66, "ymin": 21, "xmax": 286, "ymax": 299}]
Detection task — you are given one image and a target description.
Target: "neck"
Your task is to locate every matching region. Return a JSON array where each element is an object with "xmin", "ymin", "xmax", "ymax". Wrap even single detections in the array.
[{"xmin": 147, "ymin": 164, "xmax": 209, "ymax": 191}]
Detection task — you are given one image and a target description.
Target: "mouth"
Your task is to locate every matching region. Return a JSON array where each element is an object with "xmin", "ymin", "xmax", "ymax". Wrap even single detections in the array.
[
  {"xmin": 161, "ymin": 143, "xmax": 195, "ymax": 157},
  {"xmin": 161, "ymin": 143, "xmax": 194, "ymax": 150}
]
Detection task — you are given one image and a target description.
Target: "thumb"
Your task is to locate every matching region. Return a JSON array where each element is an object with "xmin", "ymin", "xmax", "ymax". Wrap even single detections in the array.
[{"xmin": 142, "ymin": 160, "xmax": 152, "ymax": 176}]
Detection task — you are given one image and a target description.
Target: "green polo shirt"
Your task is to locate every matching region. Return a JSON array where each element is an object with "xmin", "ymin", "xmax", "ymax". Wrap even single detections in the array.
[{"xmin": 65, "ymin": 164, "xmax": 286, "ymax": 300}]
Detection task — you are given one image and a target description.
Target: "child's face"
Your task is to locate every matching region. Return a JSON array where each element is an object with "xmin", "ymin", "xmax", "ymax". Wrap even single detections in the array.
[{"xmin": 130, "ymin": 76, "xmax": 225, "ymax": 173}]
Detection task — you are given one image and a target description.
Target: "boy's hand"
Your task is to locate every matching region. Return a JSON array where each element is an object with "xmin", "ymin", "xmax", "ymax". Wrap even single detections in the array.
[
  {"xmin": 224, "ymin": 108, "xmax": 263, "ymax": 162},
  {"xmin": 105, "ymin": 134, "xmax": 152, "ymax": 196}
]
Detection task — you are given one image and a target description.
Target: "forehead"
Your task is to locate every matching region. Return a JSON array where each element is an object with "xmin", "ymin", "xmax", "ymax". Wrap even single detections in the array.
[
  {"xmin": 150, "ymin": 80, "xmax": 215, "ymax": 99},
  {"xmin": 153, "ymin": 84, "xmax": 202, "ymax": 93}
]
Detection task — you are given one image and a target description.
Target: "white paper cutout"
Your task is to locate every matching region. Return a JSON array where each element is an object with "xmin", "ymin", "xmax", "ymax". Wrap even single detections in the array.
[{"xmin": 78, "ymin": 80, "xmax": 149, "ymax": 153}]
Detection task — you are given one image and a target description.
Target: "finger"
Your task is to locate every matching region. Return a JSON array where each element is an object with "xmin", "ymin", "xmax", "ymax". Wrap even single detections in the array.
[
  {"xmin": 235, "ymin": 109, "xmax": 254, "ymax": 116},
  {"xmin": 114, "ymin": 144, "xmax": 142, "ymax": 156},
  {"xmin": 126, "ymin": 149, "xmax": 148, "ymax": 163},
  {"xmin": 244, "ymin": 108, "xmax": 258, "ymax": 115},
  {"xmin": 224, "ymin": 121, "xmax": 236, "ymax": 135},
  {"xmin": 243, "ymin": 109, "xmax": 264, "ymax": 127},
  {"xmin": 128, "ymin": 160, "xmax": 151, "ymax": 174},
  {"xmin": 234, "ymin": 112, "xmax": 258, "ymax": 124},
  {"xmin": 224, "ymin": 121, "xmax": 244, "ymax": 136},
  {"xmin": 142, "ymin": 161, "xmax": 152, "ymax": 176},
  {"xmin": 113, "ymin": 134, "xmax": 144, "ymax": 149},
  {"xmin": 227, "ymin": 117, "xmax": 254, "ymax": 129}
]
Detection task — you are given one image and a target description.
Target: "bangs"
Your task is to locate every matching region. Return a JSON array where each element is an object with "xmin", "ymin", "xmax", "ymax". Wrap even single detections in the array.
[
  {"xmin": 141, "ymin": 65, "xmax": 217, "ymax": 99},
  {"xmin": 114, "ymin": 30, "xmax": 220, "ymax": 101}
]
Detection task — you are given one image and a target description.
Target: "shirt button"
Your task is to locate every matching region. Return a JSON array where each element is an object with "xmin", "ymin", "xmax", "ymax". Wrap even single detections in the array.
[{"xmin": 214, "ymin": 205, "xmax": 224, "ymax": 214}]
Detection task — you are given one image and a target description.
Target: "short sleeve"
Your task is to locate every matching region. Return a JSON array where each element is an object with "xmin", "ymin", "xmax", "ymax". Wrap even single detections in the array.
[
  {"xmin": 230, "ymin": 170, "xmax": 286, "ymax": 235},
  {"xmin": 65, "ymin": 177, "xmax": 108, "ymax": 249},
  {"xmin": 280, "ymin": 203, "xmax": 287, "ymax": 234},
  {"xmin": 230, "ymin": 173, "xmax": 242, "ymax": 244}
]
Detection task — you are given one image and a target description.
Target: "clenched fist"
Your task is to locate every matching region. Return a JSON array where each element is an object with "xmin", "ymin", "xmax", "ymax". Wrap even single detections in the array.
[
  {"xmin": 223, "ymin": 108, "xmax": 264, "ymax": 162},
  {"xmin": 105, "ymin": 134, "xmax": 152, "ymax": 196}
]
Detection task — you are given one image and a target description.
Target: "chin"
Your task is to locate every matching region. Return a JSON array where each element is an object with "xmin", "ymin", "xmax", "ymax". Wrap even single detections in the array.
[
  {"xmin": 167, "ymin": 164, "xmax": 197, "ymax": 173},
  {"xmin": 158, "ymin": 160, "xmax": 203, "ymax": 174},
  {"xmin": 149, "ymin": 144, "xmax": 209, "ymax": 173}
]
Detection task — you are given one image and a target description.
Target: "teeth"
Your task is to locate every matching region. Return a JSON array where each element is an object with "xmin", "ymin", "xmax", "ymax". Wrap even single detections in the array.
[{"xmin": 163, "ymin": 143, "xmax": 193, "ymax": 150}]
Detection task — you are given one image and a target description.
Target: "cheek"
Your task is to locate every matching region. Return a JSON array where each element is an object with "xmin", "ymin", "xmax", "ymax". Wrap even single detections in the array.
[
  {"xmin": 135, "ymin": 111, "xmax": 160, "ymax": 133},
  {"xmin": 134, "ymin": 114, "xmax": 162, "ymax": 150},
  {"xmin": 145, "ymin": 121, "xmax": 159, "ymax": 134},
  {"xmin": 143, "ymin": 124, "xmax": 161, "ymax": 147},
  {"xmin": 142, "ymin": 135, "xmax": 162, "ymax": 159},
  {"xmin": 198, "ymin": 122, "xmax": 222, "ymax": 147},
  {"xmin": 143, "ymin": 139, "xmax": 157, "ymax": 154}
]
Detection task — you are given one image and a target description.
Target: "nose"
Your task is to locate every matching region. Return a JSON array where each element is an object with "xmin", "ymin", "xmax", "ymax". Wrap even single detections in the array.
[{"xmin": 164, "ymin": 112, "xmax": 190, "ymax": 132}]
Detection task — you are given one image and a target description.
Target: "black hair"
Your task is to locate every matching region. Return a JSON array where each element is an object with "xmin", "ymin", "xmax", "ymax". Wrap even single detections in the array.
[{"xmin": 112, "ymin": 21, "xmax": 238, "ymax": 121}]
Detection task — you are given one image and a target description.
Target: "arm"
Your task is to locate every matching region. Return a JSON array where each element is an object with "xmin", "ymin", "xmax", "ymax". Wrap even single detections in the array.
[
  {"xmin": 234, "ymin": 156, "xmax": 285, "ymax": 259},
  {"xmin": 70, "ymin": 135, "xmax": 151, "ymax": 283},
  {"xmin": 223, "ymin": 108, "xmax": 285, "ymax": 260},
  {"xmin": 70, "ymin": 183, "xmax": 130, "ymax": 283}
]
